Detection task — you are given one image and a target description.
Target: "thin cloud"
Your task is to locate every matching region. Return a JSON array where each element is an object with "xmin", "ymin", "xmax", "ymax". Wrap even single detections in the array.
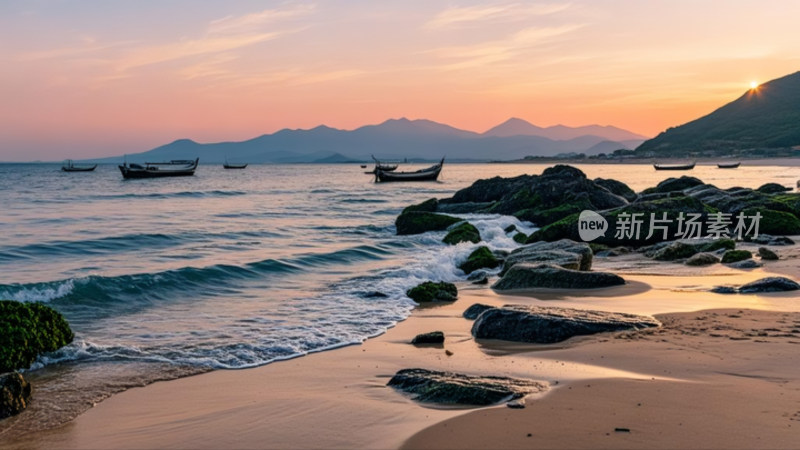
[
  {"xmin": 209, "ymin": 4, "xmax": 315, "ymax": 35},
  {"xmin": 426, "ymin": 2, "xmax": 571, "ymax": 29}
]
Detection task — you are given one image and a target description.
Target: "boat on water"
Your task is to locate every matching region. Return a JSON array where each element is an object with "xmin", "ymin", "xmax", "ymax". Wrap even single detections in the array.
[
  {"xmin": 653, "ymin": 162, "xmax": 695, "ymax": 171},
  {"xmin": 223, "ymin": 160, "xmax": 247, "ymax": 169},
  {"xmin": 717, "ymin": 162, "xmax": 741, "ymax": 169},
  {"xmin": 360, "ymin": 164, "xmax": 367, "ymax": 169},
  {"xmin": 371, "ymin": 155, "xmax": 398, "ymax": 172},
  {"xmin": 119, "ymin": 158, "xmax": 199, "ymax": 179},
  {"xmin": 61, "ymin": 160, "xmax": 97, "ymax": 172},
  {"xmin": 374, "ymin": 157, "xmax": 444, "ymax": 182}
]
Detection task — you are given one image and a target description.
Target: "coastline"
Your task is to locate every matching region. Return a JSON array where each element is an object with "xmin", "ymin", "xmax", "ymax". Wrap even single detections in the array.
[{"xmin": 6, "ymin": 238, "xmax": 800, "ymax": 449}]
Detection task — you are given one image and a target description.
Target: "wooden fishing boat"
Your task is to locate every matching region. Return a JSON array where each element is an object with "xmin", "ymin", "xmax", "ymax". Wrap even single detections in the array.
[
  {"xmin": 119, "ymin": 158, "xmax": 199, "ymax": 179},
  {"xmin": 360, "ymin": 164, "xmax": 367, "ymax": 168},
  {"xmin": 61, "ymin": 160, "xmax": 97, "ymax": 172},
  {"xmin": 717, "ymin": 162, "xmax": 741, "ymax": 169},
  {"xmin": 223, "ymin": 161, "xmax": 247, "ymax": 169},
  {"xmin": 371, "ymin": 155, "xmax": 397, "ymax": 172},
  {"xmin": 375, "ymin": 158, "xmax": 444, "ymax": 182},
  {"xmin": 653, "ymin": 162, "xmax": 695, "ymax": 170}
]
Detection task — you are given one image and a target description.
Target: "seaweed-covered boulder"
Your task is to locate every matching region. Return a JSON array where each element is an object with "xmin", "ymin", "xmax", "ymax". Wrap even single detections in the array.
[
  {"xmin": 728, "ymin": 259, "xmax": 762, "ymax": 269},
  {"xmin": 738, "ymin": 277, "xmax": 800, "ymax": 293},
  {"xmin": 492, "ymin": 263, "xmax": 624, "ymax": 290},
  {"xmin": 749, "ymin": 234, "xmax": 795, "ymax": 246},
  {"xmin": 406, "ymin": 282, "xmax": 458, "ymax": 303},
  {"xmin": 1, "ymin": 300, "xmax": 74, "ymax": 373},
  {"xmin": 411, "ymin": 331, "xmax": 445, "ymax": 344},
  {"xmin": 645, "ymin": 238, "xmax": 734, "ymax": 260},
  {"xmin": 387, "ymin": 368, "xmax": 547, "ymax": 405},
  {"xmin": 471, "ymin": 305, "xmax": 660, "ymax": 344},
  {"xmin": 512, "ymin": 232, "xmax": 528, "ymax": 244},
  {"xmin": 463, "ymin": 303, "xmax": 496, "ymax": 320},
  {"xmin": 395, "ymin": 212, "xmax": 461, "ymax": 235},
  {"xmin": 503, "ymin": 239, "xmax": 593, "ymax": 273},
  {"xmin": 652, "ymin": 241, "xmax": 699, "ymax": 261},
  {"xmin": 459, "ymin": 246, "xmax": 499, "ymax": 275},
  {"xmin": 757, "ymin": 183, "xmax": 792, "ymax": 194},
  {"xmin": 644, "ymin": 176, "xmax": 705, "ymax": 194},
  {"xmin": 443, "ymin": 222, "xmax": 481, "ymax": 245},
  {"xmin": 402, "ymin": 198, "xmax": 439, "ymax": 214},
  {"xmin": 743, "ymin": 208, "xmax": 800, "ymax": 235},
  {"xmin": 685, "ymin": 252, "xmax": 720, "ymax": 266},
  {"xmin": 594, "ymin": 178, "xmax": 637, "ymax": 202},
  {"xmin": 0, "ymin": 372, "xmax": 32, "ymax": 419},
  {"xmin": 721, "ymin": 249, "xmax": 752, "ymax": 264},
  {"xmin": 758, "ymin": 247, "xmax": 779, "ymax": 260}
]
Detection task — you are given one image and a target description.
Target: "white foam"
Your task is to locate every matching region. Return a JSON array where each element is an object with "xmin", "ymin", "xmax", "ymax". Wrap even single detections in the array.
[{"xmin": 0, "ymin": 279, "xmax": 75, "ymax": 303}]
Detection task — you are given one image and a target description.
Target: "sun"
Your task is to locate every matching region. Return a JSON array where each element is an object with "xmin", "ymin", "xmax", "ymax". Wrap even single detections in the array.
[{"xmin": 750, "ymin": 80, "xmax": 759, "ymax": 89}]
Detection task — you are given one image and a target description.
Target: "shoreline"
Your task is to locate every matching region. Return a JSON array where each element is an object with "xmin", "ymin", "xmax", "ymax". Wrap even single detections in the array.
[{"xmin": 5, "ymin": 239, "xmax": 800, "ymax": 449}]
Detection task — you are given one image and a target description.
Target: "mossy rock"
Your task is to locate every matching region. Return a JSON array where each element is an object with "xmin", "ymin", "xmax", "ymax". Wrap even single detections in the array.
[
  {"xmin": 699, "ymin": 238, "xmax": 735, "ymax": 252},
  {"xmin": 406, "ymin": 281, "xmax": 458, "ymax": 302},
  {"xmin": 514, "ymin": 200, "xmax": 590, "ymax": 227},
  {"xmin": 395, "ymin": 212, "xmax": 461, "ymax": 235},
  {"xmin": 1, "ymin": 300, "xmax": 74, "ymax": 373},
  {"xmin": 721, "ymin": 250, "xmax": 752, "ymax": 264},
  {"xmin": 756, "ymin": 183, "xmax": 792, "ymax": 194},
  {"xmin": 504, "ymin": 224, "xmax": 517, "ymax": 233},
  {"xmin": 758, "ymin": 247, "xmax": 779, "ymax": 260},
  {"xmin": 743, "ymin": 208, "xmax": 800, "ymax": 236},
  {"xmin": 443, "ymin": 222, "xmax": 481, "ymax": 245},
  {"xmin": 526, "ymin": 213, "xmax": 580, "ymax": 243},
  {"xmin": 459, "ymin": 246, "xmax": 500, "ymax": 274},
  {"xmin": 402, "ymin": 198, "xmax": 439, "ymax": 214},
  {"xmin": 512, "ymin": 232, "xmax": 528, "ymax": 244}
]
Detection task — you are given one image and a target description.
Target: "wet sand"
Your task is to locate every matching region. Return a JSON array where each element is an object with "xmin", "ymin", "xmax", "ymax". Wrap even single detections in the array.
[{"xmin": 5, "ymin": 240, "xmax": 800, "ymax": 449}]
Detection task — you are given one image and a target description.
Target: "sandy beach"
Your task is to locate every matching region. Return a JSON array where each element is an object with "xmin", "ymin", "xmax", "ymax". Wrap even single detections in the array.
[{"xmin": 4, "ymin": 238, "xmax": 799, "ymax": 449}]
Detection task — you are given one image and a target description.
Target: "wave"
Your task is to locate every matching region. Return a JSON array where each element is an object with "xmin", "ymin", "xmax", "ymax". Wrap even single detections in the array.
[{"xmin": 93, "ymin": 190, "xmax": 248, "ymax": 200}]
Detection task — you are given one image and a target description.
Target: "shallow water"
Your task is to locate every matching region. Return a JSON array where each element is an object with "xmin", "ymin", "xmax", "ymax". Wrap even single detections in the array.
[{"xmin": 0, "ymin": 161, "xmax": 795, "ymax": 438}]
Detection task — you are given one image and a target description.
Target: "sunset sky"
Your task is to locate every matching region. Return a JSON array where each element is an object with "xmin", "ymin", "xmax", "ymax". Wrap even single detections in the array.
[{"xmin": 1, "ymin": 0, "xmax": 799, "ymax": 160}]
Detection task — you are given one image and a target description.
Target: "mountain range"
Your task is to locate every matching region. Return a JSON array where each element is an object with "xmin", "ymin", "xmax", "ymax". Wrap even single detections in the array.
[
  {"xmin": 637, "ymin": 71, "xmax": 800, "ymax": 155},
  {"xmin": 92, "ymin": 118, "xmax": 647, "ymax": 164}
]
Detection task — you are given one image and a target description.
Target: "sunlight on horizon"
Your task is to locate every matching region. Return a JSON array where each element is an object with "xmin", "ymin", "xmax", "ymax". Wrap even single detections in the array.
[{"xmin": 750, "ymin": 80, "xmax": 759, "ymax": 89}]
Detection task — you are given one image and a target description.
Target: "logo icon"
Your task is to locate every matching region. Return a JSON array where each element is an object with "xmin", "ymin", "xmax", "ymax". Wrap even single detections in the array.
[{"xmin": 578, "ymin": 210, "xmax": 608, "ymax": 241}]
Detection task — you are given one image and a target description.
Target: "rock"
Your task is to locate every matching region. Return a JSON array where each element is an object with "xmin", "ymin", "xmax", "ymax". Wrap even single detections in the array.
[
  {"xmin": 743, "ymin": 208, "xmax": 800, "ymax": 235},
  {"xmin": 463, "ymin": 303, "xmax": 496, "ymax": 320},
  {"xmin": 748, "ymin": 234, "xmax": 795, "ymax": 246},
  {"xmin": 406, "ymin": 282, "xmax": 458, "ymax": 303},
  {"xmin": 503, "ymin": 239, "xmax": 593, "ymax": 273},
  {"xmin": 492, "ymin": 263, "xmax": 625, "ymax": 290},
  {"xmin": 504, "ymin": 224, "xmax": 517, "ymax": 233},
  {"xmin": 459, "ymin": 246, "xmax": 500, "ymax": 275},
  {"xmin": 645, "ymin": 176, "xmax": 705, "ymax": 194},
  {"xmin": 512, "ymin": 232, "xmax": 528, "ymax": 244},
  {"xmin": 387, "ymin": 368, "xmax": 546, "ymax": 405},
  {"xmin": 0, "ymin": 372, "xmax": 32, "ymax": 419},
  {"xmin": 652, "ymin": 241, "xmax": 699, "ymax": 261},
  {"xmin": 758, "ymin": 247, "xmax": 779, "ymax": 260},
  {"xmin": 442, "ymin": 222, "xmax": 481, "ymax": 245},
  {"xmin": 646, "ymin": 238, "xmax": 734, "ymax": 260},
  {"xmin": 721, "ymin": 249, "xmax": 752, "ymax": 264},
  {"xmin": 1, "ymin": 300, "xmax": 75, "ymax": 373},
  {"xmin": 728, "ymin": 259, "xmax": 762, "ymax": 269},
  {"xmin": 507, "ymin": 398, "xmax": 526, "ymax": 409},
  {"xmin": 466, "ymin": 270, "xmax": 488, "ymax": 281},
  {"xmin": 685, "ymin": 252, "xmax": 720, "ymax": 266},
  {"xmin": 757, "ymin": 183, "xmax": 792, "ymax": 194},
  {"xmin": 471, "ymin": 305, "xmax": 660, "ymax": 344},
  {"xmin": 471, "ymin": 275, "xmax": 489, "ymax": 285},
  {"xmin": 402, "ymin": 198, "xmax": 439, "ymax": 214},
  {"xmin": 395, "ymin": 212, "xmax": 461, "ymax": 235},
  {"xmin": 738, "ymin": 277, "xmax": 800, "ymax": 293},
  {"xmin": 594, "ymin": 178, "xmax": 637, "ymax": 202},
  {"xmin": 711, "ymin": 286, "xmax": 737, "ymax": 294},
  {"xmin": 411, "ymin": 331, "xmax": 445, "ymax": 344},
  {"xmin": 445, "ymin": 349, "xmax": 454, "ymax": 356},
  {"xmin": 362, "ymin": 291, "xmax": 388, "ymax": 298}
]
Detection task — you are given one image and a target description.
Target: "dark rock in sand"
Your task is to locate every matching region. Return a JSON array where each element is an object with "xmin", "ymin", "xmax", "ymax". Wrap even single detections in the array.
[
  {"xmin": 758, "ymin": 247, "xmax": 779, "ymax": 260},
  {"xmin": 406, "ymin": 281, "xmax": 458, "ymax": 303},
  {"xmin": 459, "ymin": 246, "xmax": 500, "ymax": 275},
  {"xmin": 503, "ymin": 239, "xmax": 593, "ymax": 273},
  {"xmin": 387, "ymin": 368, "xmax": 546, "ymax": 405},
  {"xmin": 594, "ymin": 178, "xmax": 637, "ymax": 202},
  {"xmin": 757, "ymin": 183, "xmax": 792, "ymax": 194},
  {"xmin": 646, "ymin": 238, "xmax": 734, "ymax": 261},
  {"xmin": 685, "ymin": 252, "xmax": 720, "ymax": 266},
  {"xmin": 721, "ymin": 249, "xmax": 752, "ymax": 264},
  {"xmin": 471, "ymin": 275, "xmax": 489, "ymax": 285},
  {"xmin": 652, "ymin": 241, "xmax": 700, "ymax": 261},
  {"xmin": 1, "ymin": 300, "xmax": 75, "ymax": 373},
  {"xmin": 728, "ymin": 259, "xmax": 762, "ymax": 269},
  {"xmin": 395, "ymin": 212, "xmax": 461, "ymax": 235},
  {"xmin": 471, "ymin": 305, "xmax": 660, "ymax": 344},
  {"xmin": 443, "ymin": 222, "xmax": 481, "ymax": 245},
  {"xmin": 711, "ymin": 286, "xmax": 737, "ymax": 294},
  {"xmin": 738, "ymin": 277, "xmax": 800, "ymax": 293},
  {"xmin": 743, "ymin": 208, "xmax": 800, "ymax": 235},
  {"xmin": 463, "ymin": 303, "xmax": 496, "ymax": 320},
  {"xmin": 0, "ymin": 372, "xmax": 32, "ymax": 419},
  {"xmin": 749, "ymin": 234, "xmax": 795, "ymax": 246},
  {"xmin": 492, "ymin": 263, "xmax": 625, "ymax": 291},
  {"xmin": 411, "ymin": 331, "xmax": 445, "ymax": 344}
]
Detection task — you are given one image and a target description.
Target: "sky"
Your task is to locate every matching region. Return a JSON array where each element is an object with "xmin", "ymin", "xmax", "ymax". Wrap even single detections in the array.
[{"xmin": 1, "ymin": 0, "xmax": 799, "ymax": 161}]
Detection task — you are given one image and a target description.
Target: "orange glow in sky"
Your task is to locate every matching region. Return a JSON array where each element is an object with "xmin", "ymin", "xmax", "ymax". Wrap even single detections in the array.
[{"xmin": 1, "ymin": 1, "xmax": 798, "ymax": 160}]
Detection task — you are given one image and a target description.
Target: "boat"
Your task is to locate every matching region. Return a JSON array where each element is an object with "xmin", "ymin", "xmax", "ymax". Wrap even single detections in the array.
[
  {"xmin": 223, "ymin": 160, "xmax": 247, "ymax": 169},
  {"xmin": 360, "ymin": 164, "xmax": 367, "ymax": 169},
  {"xmin": 653, "ymin": 162, "xmax": 695, "ymax": 170},
  {"xmin": 371, "ymin": 155, "xmax": 398, "ymax": 172},
  {"xmin": 374, "ymin": 157, "xmax": 444, "ymax": 182},
  {"xmin": 119, "ymin": 158, "xmax": 199, "ymax": 179},
  {"xmin": 61, "ymin": 160, "xmax": 97, "ymax": 172},
  {"xmin": 717, "ymin": 162, "xmax": 741, "ymax": 169}
]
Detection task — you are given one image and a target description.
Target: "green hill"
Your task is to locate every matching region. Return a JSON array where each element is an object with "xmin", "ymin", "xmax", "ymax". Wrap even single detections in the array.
[{"xmin": 636, "ymin": 71, "xmax": 800, "ymax": 156}]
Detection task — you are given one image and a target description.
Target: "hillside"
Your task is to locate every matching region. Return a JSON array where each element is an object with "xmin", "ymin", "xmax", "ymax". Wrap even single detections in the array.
[{"xmin": 637, "ymin": 71, "xmax": 800, "ymax": 156}]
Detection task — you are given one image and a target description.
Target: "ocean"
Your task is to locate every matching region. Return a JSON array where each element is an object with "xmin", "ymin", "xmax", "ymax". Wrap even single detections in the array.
[{"xmin": 0, "ymin": 161, "xmax": 796, "ymax": 437}]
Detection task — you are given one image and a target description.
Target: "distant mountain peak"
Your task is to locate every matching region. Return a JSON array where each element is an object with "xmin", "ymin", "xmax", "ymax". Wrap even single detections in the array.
[{"xmin": 484, "ymin": 118, "xmax": 646, "ymax": 141}]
